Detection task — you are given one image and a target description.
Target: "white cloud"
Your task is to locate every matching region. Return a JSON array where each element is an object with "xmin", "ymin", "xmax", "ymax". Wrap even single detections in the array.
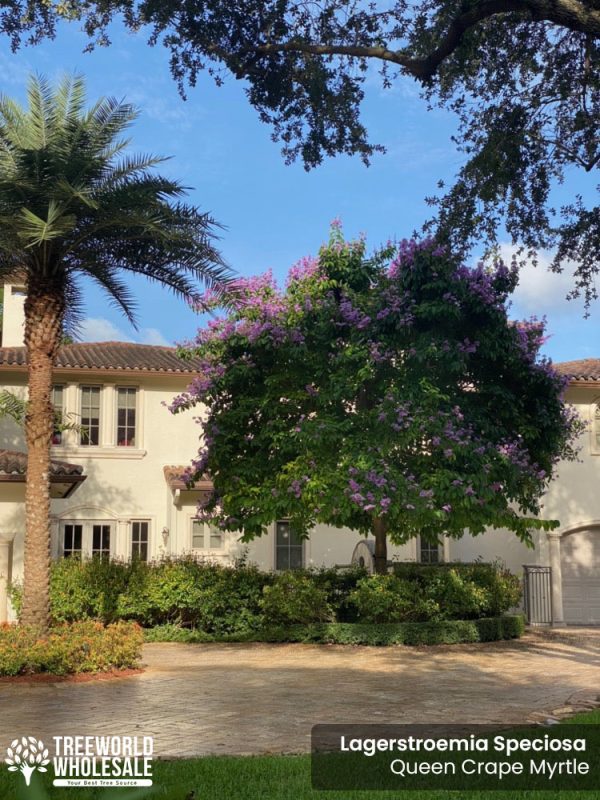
[
  {"xmin": 497, "ymin": 243, "xmax": 588, "ymax": 318},
  {"xmin": 79, "ymin": 318, "xmax": 131, "ymax": 342},
  {"xmin": 78, "ymin": 317, "xmax": 170, "ymax": 347},
  {"xmin": 140, "ymin": 327, "xmax": 170, "ymax": 346}
]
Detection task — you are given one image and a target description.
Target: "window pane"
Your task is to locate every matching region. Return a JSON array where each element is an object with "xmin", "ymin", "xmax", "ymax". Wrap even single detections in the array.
[
  {"xmin": 117, "ymin": 388, "xmax": 136, "ymax": 446},
  {"xmin": 52, "ymin": 385, "xmax": 64, "ymax": 445},
  {"xmin": 191, "ymin": 520, "xmax": 204, "ymax": 549},
  {"xmin": 80, "ymin": 386, "xmax": 101, "ymax": 446},
  {"xmin": 209, "ymin": 525, "xmax": 223, "ymax": 549},
  {"xmin": 92, "ymin": 524, "xmax": 110, "ymax": 559},
  {"xmin": 131, "ymin": 521, "xmax": 149, "ymax": 561},
  {"xmin": 275, "ymin": 520, "xmax": 304, "ymax": 569},
  {"xmin": 420, "ymin": 538, "xmax": 441, "ymax": 564},
  {"xmin": 276, "ymin": 521, "xmax": 290, "ymax": 546},
  {"xmin": 289, "ymin": 546, "xmax": 304, "ymax": 570},
  {"xmin": 275, "ymin": 546, "xmax": 290, "ymax": 571},
  {"xmin": 63, "ymin": 524, "xmax": 82, "ymax": 558}
]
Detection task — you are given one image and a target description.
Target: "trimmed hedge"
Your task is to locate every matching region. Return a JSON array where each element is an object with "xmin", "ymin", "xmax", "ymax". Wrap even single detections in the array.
[
  {"xmin": 0, "ymin": 621, "xmax": 143, "ymax": 677},
  {"xmin": 145, "ymin": 615, "xmax": 525, "ymax": 646},
  {"xmin": 8, "ymin": 557, "xmax": 522, "ymax": 637}
]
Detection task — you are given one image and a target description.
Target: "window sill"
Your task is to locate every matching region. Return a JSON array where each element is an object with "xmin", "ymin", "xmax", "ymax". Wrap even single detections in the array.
[{"xmin": 51, "ymin": 446, "xmax": 147, "ymax": 460}]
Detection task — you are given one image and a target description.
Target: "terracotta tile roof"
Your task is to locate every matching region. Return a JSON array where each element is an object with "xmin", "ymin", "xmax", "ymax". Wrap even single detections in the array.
[
  {"xmin": 0, "ymin": 342, "xmax": 202, "ymax": 374},
  {"xmin": 555, "ymin": 359, "xmax": 600, "ymax": 381},
  {"xmin": 0, "ymin": 449, "xmax": 84, "ymax": 478},
  {"xmin": 163, "ymin": 465, "xmax": 213, "ymax": 493}
]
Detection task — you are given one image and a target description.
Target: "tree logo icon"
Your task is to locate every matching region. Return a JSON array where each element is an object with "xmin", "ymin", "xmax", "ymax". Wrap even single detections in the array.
[{"xmin": 6, "ymin": 736, "xmax": 50, "ymax": 785}]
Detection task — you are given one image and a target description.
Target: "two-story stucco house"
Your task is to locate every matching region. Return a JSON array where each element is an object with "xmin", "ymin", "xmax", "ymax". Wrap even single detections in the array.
[{"xmin": 0, "ymin": 279, "xmax": 597, "ymax": 627}]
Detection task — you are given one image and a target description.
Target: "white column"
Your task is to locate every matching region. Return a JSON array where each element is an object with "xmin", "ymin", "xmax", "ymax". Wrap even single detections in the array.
[
  {"xmin": 102, "ymin": 384, "xmax": 115, "ymax": 447},
  {"xmin": 547, "ymin": 532, "xmax": 566, "ymax": 627},
  {"xmin": 0, "ymin": 539, "xmax": 11, "ymax": 623},
  {"xmin": 63, "ymin": 383, "xmax": 79, "ymax": 447},
  {"xmin": 116, "ymin": 519, "xmax": 130, "ymax": 560}
]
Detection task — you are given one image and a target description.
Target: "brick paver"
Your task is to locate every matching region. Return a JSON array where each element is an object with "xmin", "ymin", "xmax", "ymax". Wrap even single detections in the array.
[{"xmin": 1, "ymin": 628, "xmax": 599, "ymax": 757}]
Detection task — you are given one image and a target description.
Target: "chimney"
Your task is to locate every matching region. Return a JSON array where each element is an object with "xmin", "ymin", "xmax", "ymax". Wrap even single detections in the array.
[{"xmin": 1, "ymin": 281, "xmax": 26, "ymax": 347}]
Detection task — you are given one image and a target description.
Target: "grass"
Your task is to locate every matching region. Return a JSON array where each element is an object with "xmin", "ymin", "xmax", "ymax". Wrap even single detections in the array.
[{"xmin": 1, "ymin": 710, "xmax": 598, "ymax": 800}]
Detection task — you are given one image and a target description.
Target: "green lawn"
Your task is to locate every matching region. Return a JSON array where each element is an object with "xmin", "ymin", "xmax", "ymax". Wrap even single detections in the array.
[{"xmin": 2, "ymin": 711, "xmax": 599, "ymax": 800}]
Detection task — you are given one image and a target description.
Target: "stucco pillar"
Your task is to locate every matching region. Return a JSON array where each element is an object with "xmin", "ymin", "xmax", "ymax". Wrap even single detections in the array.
[
  {"xmin": 0, "ymin": 539, "xmax": 11, "ymax": 623},
  {"xmin": 547, "ymin": 532, "xmax": 565, "ymax": 627}
]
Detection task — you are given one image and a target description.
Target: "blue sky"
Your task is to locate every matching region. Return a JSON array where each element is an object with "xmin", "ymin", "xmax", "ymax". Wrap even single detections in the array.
[{"xmin": 0, "ymin": 20, "xmax": 597, "ymax": 363}]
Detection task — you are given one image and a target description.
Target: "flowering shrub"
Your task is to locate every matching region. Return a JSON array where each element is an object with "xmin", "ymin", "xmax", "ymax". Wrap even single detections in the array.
[
  {"xmin": 171, "ymin": 224, "xmax": 584, "ymax": 563},
  {"xmin": 0, "ymin": 621, "xmax": 143, "ymax": 676}
]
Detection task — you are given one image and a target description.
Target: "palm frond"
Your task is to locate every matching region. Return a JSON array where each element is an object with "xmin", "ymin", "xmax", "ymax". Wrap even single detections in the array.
[
  {"xmin": 0, "ymin": 390, "xmax": 26, "ymax": 426},
  {"xmin": 18, "ymin": 202, "xmax": 76, "ymax": 246},
  {"xmin": 26, "ymin": 73, "xmax": 54, "ymax": 148},
  {"xmin": 0, "ymin": 71, "xmax": 232, "ymax": 321}
]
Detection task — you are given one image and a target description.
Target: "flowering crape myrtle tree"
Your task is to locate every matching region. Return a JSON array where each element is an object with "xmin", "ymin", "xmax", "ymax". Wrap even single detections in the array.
[{"xmin": 172, "ymin": 225, "xmax": 583, "ymax": 574}]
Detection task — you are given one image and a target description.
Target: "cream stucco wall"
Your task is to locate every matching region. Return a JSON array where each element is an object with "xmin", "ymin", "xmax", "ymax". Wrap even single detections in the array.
[{"xmin": 2, "ymin": 370, "xmax": 596, "ymax": 622}]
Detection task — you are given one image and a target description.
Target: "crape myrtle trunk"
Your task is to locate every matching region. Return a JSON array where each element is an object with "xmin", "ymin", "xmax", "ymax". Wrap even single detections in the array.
[
  {"xmin": 372, "ymin": 516, "xmax": 388, "ymax": 575},
  {"xmin": 20, "ymin": 284, "xmax": 64, "ymax": 630}
]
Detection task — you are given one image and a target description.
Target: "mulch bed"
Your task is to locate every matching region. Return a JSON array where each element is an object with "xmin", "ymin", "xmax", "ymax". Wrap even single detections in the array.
[{"xmin": 0, "ymin": 667, "xmax": 143, "ymax": 684}]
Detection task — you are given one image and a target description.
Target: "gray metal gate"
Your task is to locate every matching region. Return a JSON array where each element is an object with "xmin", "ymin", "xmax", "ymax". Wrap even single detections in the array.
[{"xmin": 523, "ymin": 565, "xmax": 553, "ymax": 625}]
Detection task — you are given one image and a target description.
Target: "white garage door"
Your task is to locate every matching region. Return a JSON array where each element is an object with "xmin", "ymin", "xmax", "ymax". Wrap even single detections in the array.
[{"xmin": 561, "ymin": 529, "xmax": 600, "ymax": 625}]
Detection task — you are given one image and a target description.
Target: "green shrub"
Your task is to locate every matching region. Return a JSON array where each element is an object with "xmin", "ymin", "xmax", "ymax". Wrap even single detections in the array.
[
  {"xmin": 50, "ymin": 557, "xmax": 130, "ymax": 623},
  {"xmin": 260, "ymin": 572, "xmax": 333, "ymax": 625},
  {"xmin": 347, "ymin": 575, "xmax": 440, "ymax": 623},
  {"xmin": 144, "ymin": 615, "xmax": 525, "ymax": 646},
  {"xmin": 391, "ymin": 561, "xmax": 522, "ymax": 619},
  {"xmin": 0, "ymin": 621, "xmax": 143, "ymax": 676},
  {"xmin": 8, "ymin": 556, "xmax": 522, "ymax": 635}
]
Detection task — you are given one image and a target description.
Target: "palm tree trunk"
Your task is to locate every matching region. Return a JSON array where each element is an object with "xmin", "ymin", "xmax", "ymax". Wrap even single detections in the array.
[
  {"xmin": 373, "ymin": 516, "xmax": 388, "ymax": 575},
  {"xmin": 20, "ymin": 286, "xmax": 64, "ymax": 630}
]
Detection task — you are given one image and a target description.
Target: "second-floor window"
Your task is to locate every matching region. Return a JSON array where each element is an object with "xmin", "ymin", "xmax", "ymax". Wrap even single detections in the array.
[
  {"xmin": 51, "ymin": 385, "xmax": 64, "ymax": 445},
  {"xmin": 117, "ymin": 387, "xmax": 137, "ymax": 447},
  {"xmin": 80, "ymin": 386, "xmax": 101, "ymax": 446}
]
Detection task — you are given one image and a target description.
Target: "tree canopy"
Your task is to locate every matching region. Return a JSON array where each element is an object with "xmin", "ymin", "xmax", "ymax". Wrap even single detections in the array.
[
  {"xmin": 0, "ymin": 72, "xmax": 231, "ymax": 627},
  {"xmin": 4, "ymin": 1, "xmax": 599, "ymax": 302},
  {"xmin": 171, "ymin": 226, "xmax": 583, "ymax": 570}
]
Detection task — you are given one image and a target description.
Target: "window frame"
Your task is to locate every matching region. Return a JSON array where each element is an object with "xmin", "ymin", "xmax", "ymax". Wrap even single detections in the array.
[
  {"xmin": 275, "ymin": 519, "xmax": 304, "ymax": 570},
  {"xmin": 59, "ymin": 520, "xmax": 115, "ymax": 560},
  {"xmin": 79, "ymin": 385, "xmax": 102, "ymax": 446},
  {"xmin": 131, "ymin": 519, "xmax": 150, "ymax": 561},
  {"xmin": 190, "ymin": 520, "xmax": 225, "ymax": 551},
  {"xmin": 418, "ymin": 536, "xmax": 443, "ymax": 565},
  {"xmin": 51, "ymin": 384, "xmax": 65, "ymax": 445},
  {"xmin": 116, "ymin": 386, "xmax": 138, "ymax": 447},
  {"xmin": 591, "ymin": 398, "xmax": 600, "ymax": 454}
]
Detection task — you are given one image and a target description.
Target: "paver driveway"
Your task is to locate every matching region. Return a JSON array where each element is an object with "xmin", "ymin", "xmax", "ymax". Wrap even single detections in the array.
[{"xmin": 1, "ymin": 629, "xmax": 599, "ymax": 757}]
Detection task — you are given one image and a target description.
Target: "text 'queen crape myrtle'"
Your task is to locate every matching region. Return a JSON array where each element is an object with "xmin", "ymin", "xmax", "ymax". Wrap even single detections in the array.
[{"xmin": 172, "ymin": 225, "xmax": 582, "ymax": 572}]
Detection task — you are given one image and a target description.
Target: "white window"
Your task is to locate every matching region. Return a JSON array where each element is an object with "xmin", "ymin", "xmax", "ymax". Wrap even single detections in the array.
[
  {"xmin": 62, "ymin": 523, "xmax": 83, "ymax": 558},
  {"xmin": 116, "ymin": 387, "xmax": 137, "ymax": 447},
  {"xmin": 60, "ymin": 521, "xmax": 114, "ymax": 559},
  {"xmin": 275, "ymin": 520, "xmax": 304, "ymax": 570},
  {"xmin": 191, "ymin": 520, "xmax": 224, "ymax": 550},
  {"xmin": 592, "ymin": 401, "xmax": 600, "ymax": 453},
  {"xmin": 419, "ymin": 536, "xmax": 443, "ymax": 564},
  {"xmin": 51, "ymin": 385, "xmax": 64, "ymax": 445},
  {"xmin": 131, "ymin": 520, "xmax": 150, "ymax": 561},
  {"xmin": 80, "ymin": 386, "xmax": 101, "ymax": 446}
]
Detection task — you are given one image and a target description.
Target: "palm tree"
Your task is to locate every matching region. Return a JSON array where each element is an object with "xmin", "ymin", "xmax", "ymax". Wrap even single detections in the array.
[{"xmin": 0, "ymin": 73, "xmax": 231, "ymax": 629}]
